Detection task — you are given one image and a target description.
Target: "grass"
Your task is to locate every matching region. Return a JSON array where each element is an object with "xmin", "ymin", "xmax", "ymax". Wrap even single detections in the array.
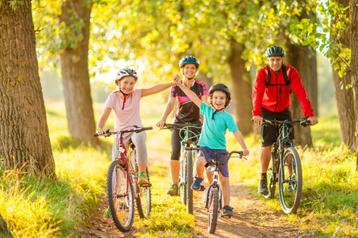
[{"xmin": 0, "ymin": 100, "xmax": 356, "ymax": 237}]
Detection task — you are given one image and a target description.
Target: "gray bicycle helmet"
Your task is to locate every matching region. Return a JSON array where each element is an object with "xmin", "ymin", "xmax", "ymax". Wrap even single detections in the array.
[
  {"xmin": 265, "ymin": 46, "xmax": 285, "ymax": 57},
  {"xmin": 179, "ymin": 55, "xmax": 200, "ymax": 68},
  {"xmin": 115, "ymin": 67, "xmax": 138, "ymax": 82}
]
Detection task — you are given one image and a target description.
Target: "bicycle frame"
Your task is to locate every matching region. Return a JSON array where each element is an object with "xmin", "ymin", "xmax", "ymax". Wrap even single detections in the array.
[
  {"xmin": 264, "ymin": 119, "xmax": 305, "ymax": 184},
  {"xmin": 204, "ymin": 151, "xmax": 243, "ymax": 209},
  {"xmin": 179, "ymin": 126, "xmax": 200, "ymax": 186},
  {"xmin": 205, "ymin": 161, "xmax": 222, "ymax": 209},
  {"xmin": 162, "ymin": 123, "xmax": 201, "ymax": 214},
  {"xmin": 94, "ymin": 126, "xmax": 153, "ymax": 230}
]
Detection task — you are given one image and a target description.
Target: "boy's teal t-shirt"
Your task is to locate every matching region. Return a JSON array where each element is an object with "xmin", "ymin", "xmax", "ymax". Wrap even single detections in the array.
[{"xmin": 198, "ymin": 102, "xmax": 238, "ymax": 149}]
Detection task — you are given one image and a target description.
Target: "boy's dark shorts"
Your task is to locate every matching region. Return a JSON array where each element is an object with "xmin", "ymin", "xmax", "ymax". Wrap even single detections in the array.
[
  {"xmin": 199, "ymin": 146, "xmax": 229, "ymax": 177},
  {"xmin": 261, "ymin": 108, "xmax": 294, "ymax": 147}
]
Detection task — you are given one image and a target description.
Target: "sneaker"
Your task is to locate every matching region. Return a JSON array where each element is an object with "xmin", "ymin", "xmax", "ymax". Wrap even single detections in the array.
[
  {"xmin": 103, "ymin": 207, "xmax": 111, "ymax": 218},
  {"xmin": 221, "ymin": 205, "xmax": 233, "ymax": 217},
  {"xmin": 191, "ymin": 177, "xmax": 205, "ymax": 191},
  {"xmin": 167, "ymin": 183, "xmax": 179, "ymax": 196},
  {"xmin": 258, "ymin": 178, "xmax": 269, "ymax": 195},
  {"xmin": 138, "ymin": 172, "xmax": 151, "ymax": 187}
]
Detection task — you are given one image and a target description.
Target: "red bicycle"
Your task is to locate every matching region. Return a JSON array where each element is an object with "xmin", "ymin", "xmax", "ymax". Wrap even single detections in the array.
[{"xmin": 95, "ymin": 126, "xmax": 152, "ymax": 232}]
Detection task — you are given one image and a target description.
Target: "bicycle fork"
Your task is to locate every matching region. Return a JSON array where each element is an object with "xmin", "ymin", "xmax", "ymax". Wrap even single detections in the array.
[{"xmin": 205, "ymin": 170, "xmax": 222, "ymax": 209}]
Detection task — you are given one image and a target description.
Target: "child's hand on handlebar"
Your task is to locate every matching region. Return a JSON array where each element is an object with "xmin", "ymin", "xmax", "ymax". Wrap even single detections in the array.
[
  {"xmin": 242, "ymin": 148, "xmax": 250, "ymax": 157},
  {"xmin": 156, "ymin": 119, "xmax": 166, "ymax": 128}
]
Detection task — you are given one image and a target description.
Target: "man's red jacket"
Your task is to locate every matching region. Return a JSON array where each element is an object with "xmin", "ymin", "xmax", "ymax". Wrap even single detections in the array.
[{"xmin": 252, "ymin": 65, "xmax": 314, "ymax": 117}]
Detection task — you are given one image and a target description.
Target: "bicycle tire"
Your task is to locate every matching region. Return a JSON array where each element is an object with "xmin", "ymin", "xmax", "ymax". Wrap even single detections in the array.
[
  {"xmin": 136, "ymin": 168, "xmax": 151, "ymax": 219},
  {"xmin": 278, "ymin": 147, "xmax": 302, "ymax": 214},
  {"xmin": 180, "ymin": 151, "xmax": 187, "ymax": 205},
  {"xmin": 107, "ymin": 160, "xmax": 134, "ymax": 232},
  {"xmin": 207, "ymin": 186, "xmax": 219, "ymax": 234},
  {"xmin": 129, "ymin": 148, "xmax": 151, "ymax": 219},
  {"xmin": 186, "ymin": 150, "xmax": 194, "ymax": 214},
  {"xmin": 265, "ymin": 147, "xmax": 279, "ymax": 199}
]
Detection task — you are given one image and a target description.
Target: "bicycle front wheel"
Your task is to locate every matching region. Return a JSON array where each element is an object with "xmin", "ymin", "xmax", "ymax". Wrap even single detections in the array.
[
  {"xmin": 207, "ymin": 186, "xmax": 219, "ymax": 234},
  {"xmin": 136, "ymin": 168, "xmax": 151, "ymax": 219},
  {"xmin": 278, "ymin": 147, "xmax": 302, "ymax": 214},
  {"xmin": 179, "ymin": 151, "xmax": 187, "ymax": 205},
  {"xmin": 107, "ymin": 160, "xmax": 135, "ymax": 232},
  {"xmin": 186, "ymin": 150, "xmax": 194, "ymax": 214}
]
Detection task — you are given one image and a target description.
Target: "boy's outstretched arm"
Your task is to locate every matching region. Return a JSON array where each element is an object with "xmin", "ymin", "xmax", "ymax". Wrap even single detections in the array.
[
  {"xmin": 177, "ymin": 81, "xmax": 204, "ymax": 107},
  {"xmin": 232, "ymin": 130, "xmax": 250, "ymax": 156}
]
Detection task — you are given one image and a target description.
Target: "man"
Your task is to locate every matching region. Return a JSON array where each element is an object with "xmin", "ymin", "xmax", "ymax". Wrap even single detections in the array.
[
  {"xmin": 156, "ymin": 55, "xmax": 208, "ymax": 195},
  {"xmin": 252, "ymin": 46, "xmax": 318, "ymax": 195}
]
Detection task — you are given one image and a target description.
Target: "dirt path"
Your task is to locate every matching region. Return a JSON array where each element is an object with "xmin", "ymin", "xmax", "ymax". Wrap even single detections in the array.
[
  {"xmin": 78, "ymin": 183, "xmax": 309, "ymax": 238},
  {"xmin": 77, "ymin": 148, "xmax": 310, "ymax": 237},
  {"xmin": 76, "ymin": 196, "xmax": 133, "ymax": 238},
  {"xmin": 193, "ymin": 183, "xmax": 308, "ymax": 238}
]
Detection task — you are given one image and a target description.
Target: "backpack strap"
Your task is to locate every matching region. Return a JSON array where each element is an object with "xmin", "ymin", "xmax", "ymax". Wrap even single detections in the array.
[
  {"xmin": 281, "ymin": 64, "xmax": 290, "ymax": 86},
  {"xmin": 265, "ymin": 65, "xmax": 271, "ymax": 86}
]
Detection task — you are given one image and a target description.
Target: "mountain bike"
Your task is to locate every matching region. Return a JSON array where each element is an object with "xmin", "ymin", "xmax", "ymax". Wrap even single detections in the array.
[
  {"xmin": 94, "ymin": 126, "xmax": 152, "ymax": 232},
  {"xmin": 162, "ymin": 123, "xmax": 201, "ymax": 214},
  {"xmin": 262, "ymin": 118, "xmax": 310, "ymax": 214}
]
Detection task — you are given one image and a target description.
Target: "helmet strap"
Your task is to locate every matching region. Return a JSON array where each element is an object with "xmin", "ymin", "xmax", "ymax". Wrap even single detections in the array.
[{"xmin": 120, "ymin": 90, "xmax": 131, "ymax": 110}]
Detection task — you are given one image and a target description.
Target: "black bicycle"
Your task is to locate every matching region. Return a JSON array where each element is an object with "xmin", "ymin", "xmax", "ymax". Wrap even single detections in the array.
[
  {"xmin": 162, "ymin": 123, "xmax": 201, "ymax": 214},
  {"xmin": 94, "ymin": 126, "xmax": 152, "ymax": 232},
  {"xmin": 262, "ymin": 118, "xmax": 310, "ymax": 214}
]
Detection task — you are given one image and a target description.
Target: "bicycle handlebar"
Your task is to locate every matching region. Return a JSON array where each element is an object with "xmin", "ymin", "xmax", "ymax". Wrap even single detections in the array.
[
  {"xmin": 94, "ymin": 126, "xmax": 153, "ymax": 137},
  {"xmin": 262, "ymin": 118, "xmax": 311, "ymax": 127},
  {"xmin": 161, "ymin": 123, "xmax": 201, "ymax": 130},
  {"xmin": 228, "ymin": 151, "xmax": 245, "ymax": 160}
]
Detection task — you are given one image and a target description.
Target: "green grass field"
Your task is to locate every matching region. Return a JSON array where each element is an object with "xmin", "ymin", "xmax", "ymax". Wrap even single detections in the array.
[{"xmin": 0, "ymin": 101, "xmax": 357, "ymax": 237}]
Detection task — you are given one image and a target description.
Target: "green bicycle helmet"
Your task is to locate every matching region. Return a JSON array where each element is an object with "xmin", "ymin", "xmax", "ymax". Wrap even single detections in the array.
[
  {"xmin": 265, "ymin": 46, "xmax": 285, "ymax": 57},
  {"xmin": 179, "ymin": 55, "xmax": 200, "ymax": 68}
]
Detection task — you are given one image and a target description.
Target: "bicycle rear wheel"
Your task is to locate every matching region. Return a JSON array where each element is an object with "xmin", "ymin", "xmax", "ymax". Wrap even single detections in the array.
[
  {"xmin": 186, "ymin": 150, "xmax": 194, "ymax": 214},
  {"xmin": 107, "ymin": 160, "xmax": 134, "ymax": 232},
  {"xmin": 265, "ymin": 147, "xmax": 279, "ymax": 199},
  {"xmin": 207, "ymin": 186, "xmax": 219, "ymax": 234},
  {"xmin": 136, "ymin": 168, "xmax": 151, "ymax": 218},
  {"xmin": 278, "ymin": 147, "xmax": 302, "ymax": 214}
]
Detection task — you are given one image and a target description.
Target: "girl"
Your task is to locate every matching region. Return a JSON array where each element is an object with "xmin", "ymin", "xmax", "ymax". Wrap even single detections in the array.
[
  {"xmin": 97, "ymin": 67, "xmax": 177, "ymax": 187},
  {"xmin": 176, "ymin": 81, "xmax": 249, "ymax": 217}
]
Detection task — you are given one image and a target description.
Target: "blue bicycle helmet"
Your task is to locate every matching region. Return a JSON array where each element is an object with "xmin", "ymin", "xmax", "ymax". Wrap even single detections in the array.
[{"xmin": 179, "ymin": 55, "xmax": 200, "ymax": 68}]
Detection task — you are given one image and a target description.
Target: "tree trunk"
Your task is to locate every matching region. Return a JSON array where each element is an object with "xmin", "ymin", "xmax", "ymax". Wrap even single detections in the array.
[
  {"xmin": 60, "ymin": 0, "xmax": 98, "ymax": 145},
  {"xmin": 0, "ymin": 0, "xmax": 55, "ymax": 177},
  {"xmin": 286, "ymin": 44, "xmax": 314, "ymax": 147},
  {"xmin": 332, "ymin": 71, "xmax": 356, "ymax": 149},
  {"xmin": 197, "ymin": 72, "xmax": 213, "ymax": 88},
  {"xmin": 350, "ymin": 0, "xmax": 358, "ymax": 169},
  {"xmin": 332, "ymin": 0, "xmax": 356, "ymax": 150},
  {"xmin": 228, "ymin": 41, "xmax": 253, "ymax": 135}
]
